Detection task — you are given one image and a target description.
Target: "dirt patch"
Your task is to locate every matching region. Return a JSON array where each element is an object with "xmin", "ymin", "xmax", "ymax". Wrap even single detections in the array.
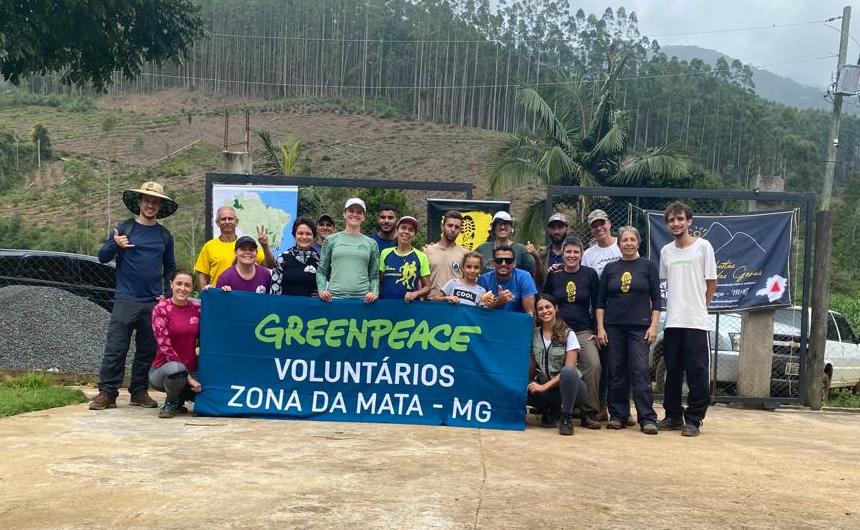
[{"xmin": 0, "ymin": 396, "xmax": 857, "ymax": 529}]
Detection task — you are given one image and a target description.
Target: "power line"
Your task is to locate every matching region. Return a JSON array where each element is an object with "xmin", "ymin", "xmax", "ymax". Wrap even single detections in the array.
[
  {"xmin": 135, "ymin": 54, "xmax": 837, "ymax": 91},
  {"xmin": 206, "ymin": 17, "xmax": 835, "ymax": 45}
]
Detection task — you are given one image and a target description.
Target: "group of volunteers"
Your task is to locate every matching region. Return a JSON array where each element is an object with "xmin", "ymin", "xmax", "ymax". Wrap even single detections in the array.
[{"xmin": 88, "ymin": 181, "xmax": 717, "ymax": 438}]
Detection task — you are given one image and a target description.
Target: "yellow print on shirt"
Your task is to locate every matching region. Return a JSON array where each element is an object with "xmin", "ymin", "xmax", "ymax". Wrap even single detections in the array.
[
  {"xmin": 621, "ymin": 271, "xmax": 632, "ymax": 293},
  {"xmin": 397, "ymin": 261, "xmax": 418, "ymax": 289},
  {"xmin": 566, "ymin": 280, "xmax": 576, "ymax": 303}
]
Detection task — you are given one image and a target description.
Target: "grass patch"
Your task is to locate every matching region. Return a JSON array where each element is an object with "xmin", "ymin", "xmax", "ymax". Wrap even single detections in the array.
[
  {"xmin": 825, "ymin": 388, "xmax": 860, "ymax": 409},
  {"xmin": 0, "ymin": 373, "xmax": 88, "ymax": 417}
]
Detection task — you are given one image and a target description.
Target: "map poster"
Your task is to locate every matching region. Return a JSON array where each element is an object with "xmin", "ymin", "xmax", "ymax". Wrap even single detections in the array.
[
  {"xmin": 646, "ymin": 210, "xmax": 795, "ymax": 311},
  {"xmin": 210, "ymin": 184, "xmax": 299, "ymax": 256},
  {"xmin": 426, "ymin": 199, "xmax": 510, "ymax": 250}
]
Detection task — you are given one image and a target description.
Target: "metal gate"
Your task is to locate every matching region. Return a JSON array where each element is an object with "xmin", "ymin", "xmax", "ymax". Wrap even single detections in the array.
[{"xmin": 545, "ymin": 186, "xmax": 815, "ymax": 408}]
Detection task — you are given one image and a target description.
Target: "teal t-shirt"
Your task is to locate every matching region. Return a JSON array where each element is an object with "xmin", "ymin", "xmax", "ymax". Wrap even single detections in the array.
[
  {"xmin": 379, "ymin": 247, "xmax": 430, "ymax": 299},
  {"xmin": 316, "ymin": 232, "xmax": 380, "ymax": 298}
]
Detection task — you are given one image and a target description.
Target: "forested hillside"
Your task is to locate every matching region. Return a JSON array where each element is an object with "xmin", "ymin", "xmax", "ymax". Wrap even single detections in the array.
[
  {"xmin": 6, "ymin": 0, "xmax": 860, "ymax": 298},
  {"xmin": 22, "ymin": 0, "xmax": 860, "ymax": 195}
]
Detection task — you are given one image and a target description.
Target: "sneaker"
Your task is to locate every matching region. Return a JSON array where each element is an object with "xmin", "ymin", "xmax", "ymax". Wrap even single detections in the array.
[
  {"xmin": 581, "ymin": 413, "xmax": 602, "ymax": 430},
  {"xmin": 158, "ymin": 401, "xmax": 178, "ymax": 419},
  {"xmin": 129, "ymin": 392, "xmax": 158, "ymax": 408},
  {"xmin": 641, "ymin": 422, "xmax": 659, "ymax": 435},
  {"xmin": 88, "ymin": 392, "xmax": 117, "ymax": 410},
  {"xmin": 656, "ymin": 417, "xmax": 685, "ymax": 431},
  {"xmin": 558, "ymin": 413, "xmax": 574, "ymax": 436},
  {"xmin": 540, "ymin": 409, "xmax": 559, "ymax": 428},
  {"xmin": 681, "ymin": 423, "xmax": 701, "ymax": 437},
  {"xmin": 606, "ymin": 418, "xmax": 626, "ymax": 430}
]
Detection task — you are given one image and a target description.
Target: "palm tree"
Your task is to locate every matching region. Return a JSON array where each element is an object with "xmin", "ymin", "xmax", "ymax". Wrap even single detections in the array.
[{"xmin": 485, "ymin": 54, "xmax": 690, "ymax": 242}]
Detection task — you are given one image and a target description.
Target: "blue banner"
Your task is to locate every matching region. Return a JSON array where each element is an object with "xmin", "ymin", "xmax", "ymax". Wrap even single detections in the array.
[
  {"xmin": 647, "ymin": 210, "xmax": 794, "ymax": 311},
  {"xmin": 195, "ymin": 290, "xmax": 533, "ymax": 430}
]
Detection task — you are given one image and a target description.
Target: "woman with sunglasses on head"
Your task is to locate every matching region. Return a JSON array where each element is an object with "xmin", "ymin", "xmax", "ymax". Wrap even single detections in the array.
[
  {"xmin": 528, "ymin": 293, "xmax": 588, "ymax": 435},
  {"xmin": 596, "ymin": 226, "xmax": 661, "ymax": 434},
  {"xmin": 271, "ymin": 216, "xmax": 320, "ymax": 297},
  {"xmin": 149, "ymin": 270, "xmax": 201, "ymax": 419},
  {"xmin": 542, "ymin": 236, "xmax": 602, "ymax": 429}
]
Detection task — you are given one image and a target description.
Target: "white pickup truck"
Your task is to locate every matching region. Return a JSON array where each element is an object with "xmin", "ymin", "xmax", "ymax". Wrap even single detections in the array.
[{"xmin": 649, "ymin": 306, "xmax": 860, "ymax": 401}]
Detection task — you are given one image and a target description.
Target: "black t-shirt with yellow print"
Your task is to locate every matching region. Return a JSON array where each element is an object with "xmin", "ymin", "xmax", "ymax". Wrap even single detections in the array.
[
  {"xmin": 543, "ymin": 267, "xmax": 599, "ymax": 333},
  {"xmin": 597, "ymin": 257, "xmax": 662, "ymax": 326}
]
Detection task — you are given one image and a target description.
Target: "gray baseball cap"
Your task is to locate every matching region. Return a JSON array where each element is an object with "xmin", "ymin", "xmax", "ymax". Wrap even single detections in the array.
[
  {"xmin": 586, "ymin": 209, "xmax": 609, "ymax": 226},
  {"xmin": 547, "ymin": 212, "xmax": 569, "ymax": 226}
]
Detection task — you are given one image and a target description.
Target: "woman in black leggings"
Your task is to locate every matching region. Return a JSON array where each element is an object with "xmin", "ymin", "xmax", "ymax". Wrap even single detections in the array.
[{"xmin": 528, "ymin": 293, "xmax": 588, "ymax": 436}]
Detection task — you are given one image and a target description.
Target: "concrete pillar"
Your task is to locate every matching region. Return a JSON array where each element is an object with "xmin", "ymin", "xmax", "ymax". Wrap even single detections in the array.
[
  {"xmin": 221, "ymin": 151, "xmax": 252, "ymax": 174},
  {"xmin": 738, "ymin": 311, "xmax": 775, "ymax": 397},
  {"xmin": 737, "ymin": 173, "xmax": 783, "ymax": 399}
]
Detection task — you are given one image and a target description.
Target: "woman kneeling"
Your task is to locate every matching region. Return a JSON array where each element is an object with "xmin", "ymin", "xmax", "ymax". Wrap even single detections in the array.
[
  {"xmin": 149, "ymin": 271, "xmax": 202, "ymax": 418},
  {"xmin": 528, "ymin": 293, "xmax": 587, "ymax": 435}
]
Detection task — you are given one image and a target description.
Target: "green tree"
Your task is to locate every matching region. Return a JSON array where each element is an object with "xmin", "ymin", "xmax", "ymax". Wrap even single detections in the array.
[
  {"xmin": 485, "ymin": 54, "xmax": 690, "ymax": 241},
  {"xmin": 0, "ymin": 0, "xmax": 204, "ymax": 91}
]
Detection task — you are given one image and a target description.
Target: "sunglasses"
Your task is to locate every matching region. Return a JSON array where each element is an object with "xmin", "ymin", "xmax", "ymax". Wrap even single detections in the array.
[{"xmin": 494, "ymin": 257, "xmax": 515, "ymax": 265}]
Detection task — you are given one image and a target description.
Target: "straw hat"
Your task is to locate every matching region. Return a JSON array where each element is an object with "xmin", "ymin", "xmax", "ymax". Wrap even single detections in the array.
[{"xmin": 122, "ymin": 181, "xmax": 178, "ymax": 219}]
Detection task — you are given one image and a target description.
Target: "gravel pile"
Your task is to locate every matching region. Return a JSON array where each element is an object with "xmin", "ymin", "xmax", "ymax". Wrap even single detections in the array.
[{"xmin": 0, "ymin": 285, "xmax": 134, "ymax": 373}]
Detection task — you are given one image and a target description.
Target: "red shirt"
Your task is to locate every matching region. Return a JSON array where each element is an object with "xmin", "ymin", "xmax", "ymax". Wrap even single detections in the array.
[{"xmin": 151, "ymin": 298, "xmax": 201, "ymax": 371}]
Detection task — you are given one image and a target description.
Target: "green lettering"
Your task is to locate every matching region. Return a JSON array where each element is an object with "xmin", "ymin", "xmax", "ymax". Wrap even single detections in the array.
[
  {"xmin": 407, "ymin": 320, "xmax": 432, "ymax": 350},
  {"xmin": 346, "ymin": 319, "xmax": 367, "ymax": 348},
  {"xmin": 305, "ymin": 317, "xmax": 328, "ymax": 347},
  {"xmin": 368, "ymin": 319, "xmax": 394, "ymax": 348},
  {"xmin": 284, "ymin": 315, "xmax": 306, "ymax": 346},
  {"xmin": 428, "ymin": 323, "xmax": 453, "ymax": 351},
  {"xmin": 325, "ymin": 319, "xmax": 348, "ymax": 348},
  {"xmin": 387, "ymin": 319, "xmax": 415, "ymax": 350},
  {"xmin": 450, "ymin": 325, "xmax": 482, "ymax": 352},
  {"xmin": 254, "ymin": 314, "xmax": 284, "ymax": 350}
]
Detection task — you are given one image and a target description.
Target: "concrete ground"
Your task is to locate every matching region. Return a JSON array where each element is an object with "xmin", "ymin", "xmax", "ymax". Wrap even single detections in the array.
[{"xmin": 1, "ymin": 392, "xmax": 859, "ymax": 529}]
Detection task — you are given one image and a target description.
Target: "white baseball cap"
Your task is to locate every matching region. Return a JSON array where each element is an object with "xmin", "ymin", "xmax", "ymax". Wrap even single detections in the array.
[
  {"xmin": 491, "ymin": 211, "xmax": 513, "ymax": 224},
  {"xmin": 344, "ymin": 197, "xmax": 366, "ymax": 211}
]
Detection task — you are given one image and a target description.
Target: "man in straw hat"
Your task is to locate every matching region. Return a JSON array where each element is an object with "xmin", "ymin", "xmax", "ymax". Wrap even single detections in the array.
[{"xmin": 90, "ymin": 181, "xmax": 177, "ymax": 411}]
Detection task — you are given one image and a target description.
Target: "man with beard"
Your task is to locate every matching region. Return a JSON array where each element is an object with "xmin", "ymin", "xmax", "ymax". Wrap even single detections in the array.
[
  {"xmin": 425, "ymin": 210, "xmax": 469, "ymax": 297},
  {"xmin": 478, "ymin": 245, "xmax": 537, "ymax": 315},
  {"xmin": 538, "ymin": 212, "xmax": 570, "ymax": 275},
  {"xmin": 90, "ymin": 181, "xmax": 177, "ymax": 411},
  {"xmin": 369, "ymin": 203, "xmax": 398, "ymax": 252}
]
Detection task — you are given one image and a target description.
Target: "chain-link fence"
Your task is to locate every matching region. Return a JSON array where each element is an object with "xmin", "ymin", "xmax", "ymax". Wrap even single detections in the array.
[
  {"xmin": 546, "ymin": 186, "xmax": 815, "ymax": 406},
  {"xmin": 0, "ymin": 248, "xmax": 116, "ymax": 311}
]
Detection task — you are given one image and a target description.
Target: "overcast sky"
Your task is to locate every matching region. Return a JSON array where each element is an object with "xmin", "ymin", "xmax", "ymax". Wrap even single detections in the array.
[{"xmin": 569, "ymin": 1, "xmax": 858, "ymax": 88}]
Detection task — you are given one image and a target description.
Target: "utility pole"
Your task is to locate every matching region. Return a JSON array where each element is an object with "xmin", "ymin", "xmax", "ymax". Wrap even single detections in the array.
[{"xmin": 804, "ymin": 6, "xmax": 851, "ymax": 409}]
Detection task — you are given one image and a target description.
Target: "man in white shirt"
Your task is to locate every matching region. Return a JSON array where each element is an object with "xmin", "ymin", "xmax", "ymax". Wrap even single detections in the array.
[
  {"xmin": 657, "ymin": 202, "xmax": 717, "ymax": 437},
  {"xmin": 581, "ymin": 208, "xmax": 623, "ymax": 422},
  {"xmin": 581, "ymin": 209, "xmax": 622, "ymax": 278}
]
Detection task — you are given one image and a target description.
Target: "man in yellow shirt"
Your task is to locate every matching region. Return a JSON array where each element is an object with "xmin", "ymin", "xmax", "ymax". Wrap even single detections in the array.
[{"xmin": 194, "ymin": 206, "xmax": 275, "ymax": 290}]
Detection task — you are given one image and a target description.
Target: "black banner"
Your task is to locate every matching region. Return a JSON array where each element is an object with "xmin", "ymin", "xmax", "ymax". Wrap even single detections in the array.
[
  {"xmin": 647, "ymin": 210, "xmax": 794, "ymax": 311},
  {"xmin": 426, "ymin": 199, "xmax": 510, "ymax": 250}
]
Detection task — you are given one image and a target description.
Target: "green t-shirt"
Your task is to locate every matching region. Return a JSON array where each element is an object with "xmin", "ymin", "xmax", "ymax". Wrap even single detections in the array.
[{"xmin": 316, "ymin": 232, "xmax": 380, "ymax": 298}]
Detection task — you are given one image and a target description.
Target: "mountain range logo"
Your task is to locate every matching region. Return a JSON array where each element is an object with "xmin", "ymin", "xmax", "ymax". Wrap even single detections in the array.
[{"xmin": 695, "ymin": 222, "xmax": 767, "ymax": 255}]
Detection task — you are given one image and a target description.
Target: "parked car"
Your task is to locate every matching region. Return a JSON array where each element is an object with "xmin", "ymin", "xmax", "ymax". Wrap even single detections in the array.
[
  {"xmin": 649, "ymin": 307, "xmax": 860, "ymax": 401},
  {"xmin": 0, "ymin": 249, "xmax": 116, "ymax": 311}
]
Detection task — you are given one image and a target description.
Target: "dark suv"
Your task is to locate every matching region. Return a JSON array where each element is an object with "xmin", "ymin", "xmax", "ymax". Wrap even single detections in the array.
[{"xmin": 0, "ymin": 249, "xmax": 116, "ymax": 311}]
